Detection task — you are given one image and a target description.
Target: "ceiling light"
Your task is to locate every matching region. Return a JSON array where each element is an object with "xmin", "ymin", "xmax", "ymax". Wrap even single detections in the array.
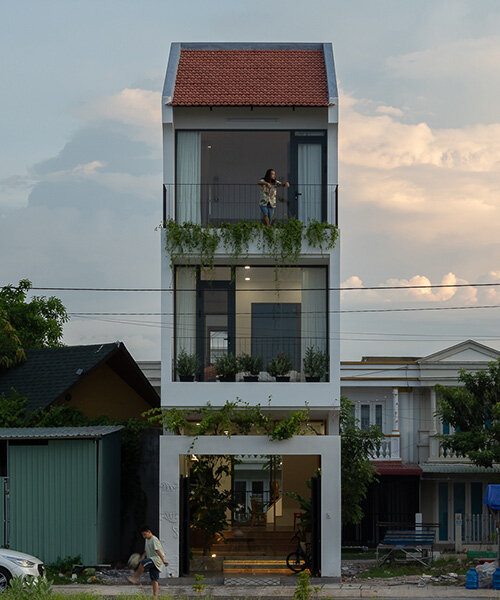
[
  {"xmin": 244, "ymin": 265, "xmax": 251, "ymax": 270},
  {"xmin": 245, "ymin": 277, "xmax": 250, "ymax": 281}
]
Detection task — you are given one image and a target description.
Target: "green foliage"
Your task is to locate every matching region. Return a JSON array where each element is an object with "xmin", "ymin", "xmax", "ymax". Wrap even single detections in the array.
[
  {"xmin": 146, "ymin": 399, "xmax": 309, "ymax": 441},
  {"xmin": 6, "ymin": 575, "xmax": 53, "ymax": 600},
  {"xmin": 236, "ymin": 353, "xmax": 263, "ymax": 376},
  {"xmin": 30, "ymin": 405, "xmax": 89, "ymax": 427},
  {"xmin": 176, "ymin": 349, "xmax": 200, "ymax": 378},
  {"xmin": 267, "ymin": 352, "xmax": 292, "ymax": 377},
  {"xmin": 0, "ymin": 389, "xmax": 29, "ymax": 426},
  {"xmin": 436, "ymin": 358, "xmax": 500, "ymax": 468},
  {"xmin": 46, "ymin": 555, "xmax": 82, "ymax": 574},
  {"xmin": 293, "ymin": 571, "xmax": 312, "ymax": 600},
  {"xmin": 190, "ymin": 456, "xmax": 234, "ymax": 555},
  {"xmin": 214, "ymin": 353, "xmax": 238, "ymax": 378},
  {"xmin": 0, "ymin": 279, "xmax": 68, "ymax": 349},
  {"xmin": 284, "ymin": 487, "xmax": 312, "ymax": 535},
  {"xmin": 0, "ymin": 311, "xmax": 26, "ymax": 370},
  {"xmin": 302, "ymin": 346, "xmax": 328, "ymax": 379},
  {"xmin": 340, "ymin": 397, "xmax": 384, "ymax": 525},
  {"xmin": 164, "ymin": 219, "xmax": 338, "ymax": 272},
  {"xmin": 192, "ymin": 573, "xmax": 206, "ymax": 595}
]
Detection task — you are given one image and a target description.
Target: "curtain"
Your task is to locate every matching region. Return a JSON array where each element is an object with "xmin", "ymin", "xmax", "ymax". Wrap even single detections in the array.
[
  {"xmin": 176, "ymin": 267, "xmax": 197, "ymax": 359},
  {"xmin": 300, "ymin": 268, "xmax": 327, "ymax": 376},
  {"xmin": 176, "ymin": 131, "xmax": 201, "ymax": 223},
  {"xmin": 297, "ymin": 143, "xmax": 322, "ymax": 223}
]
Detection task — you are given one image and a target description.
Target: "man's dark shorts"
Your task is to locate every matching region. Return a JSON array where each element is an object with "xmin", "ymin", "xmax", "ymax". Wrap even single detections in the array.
[{"xmin": 141, "ymin": 558, "xmax": 160, "ymax": 581}]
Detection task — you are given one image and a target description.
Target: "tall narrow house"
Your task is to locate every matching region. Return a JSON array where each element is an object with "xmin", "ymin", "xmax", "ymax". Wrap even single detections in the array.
[{"xmin": 159, "ymin": 43, "xmax": 341, "ymax": 577}]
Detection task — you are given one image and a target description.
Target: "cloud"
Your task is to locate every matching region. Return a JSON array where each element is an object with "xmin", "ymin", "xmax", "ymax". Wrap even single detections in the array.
[
  {"xmin": 376, "ymin": 105, "xmax": 403, "ymax": 118},
  {"xmin": 387, "ymin": 36, "xmax": 500, "ymax": 81},
  {"xmin": 77, "ymin": 88, "xmax": 162, "ymax": 147},
  {"xmin": 341, "ymin": 272, "xmax": 480, "ymax": 306}
]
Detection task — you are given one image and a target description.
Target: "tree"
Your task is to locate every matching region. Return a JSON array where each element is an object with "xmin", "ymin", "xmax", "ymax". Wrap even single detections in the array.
[
  {"xmin": 340, "ymin": 397, "xmax": 385, "ymax": 525},
  {"xmin": 0, "ymin": 389, "xmax": 29, "ymax": 427},
  {"xmin": 436, "ymin": 359, "xmax": 500, "ymax": 468},
  {"xmin": 0, "ymin": 279, "xmax": 68, "ymax": 349},
  {"xmin": 0, "ymin": 311, "xmax": 26, "ymax": 370}
]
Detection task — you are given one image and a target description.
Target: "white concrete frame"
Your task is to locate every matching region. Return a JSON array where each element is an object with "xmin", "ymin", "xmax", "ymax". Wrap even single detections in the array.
[{"xmin": 159, "ymin": 434, "xmax": 341, "ymax": 577}]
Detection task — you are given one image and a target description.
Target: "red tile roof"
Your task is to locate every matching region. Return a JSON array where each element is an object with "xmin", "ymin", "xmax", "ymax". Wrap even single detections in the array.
[
  {"xmin": 172, "ymin": 49, "xmax": 329, "ymax": 106},
  {"xmin": 372, "ymin": 462, "xmax": 422, "ymax": 476}
]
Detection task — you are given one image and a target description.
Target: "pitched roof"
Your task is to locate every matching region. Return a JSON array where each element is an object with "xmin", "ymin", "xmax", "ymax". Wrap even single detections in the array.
[
  {"xmin": 0, "ymin": 426, "xmax": 123, "ymax": 440},
  {"xmin": 0, "ymin": 342, "xmax": 160, "ymax": 412},
  {"xmin": 164, "ymin": 43, "xmax": 337, "ymax": 107}
]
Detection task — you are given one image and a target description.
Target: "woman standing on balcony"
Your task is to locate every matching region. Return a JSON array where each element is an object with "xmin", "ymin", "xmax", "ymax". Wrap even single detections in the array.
[{"xmin": 258, "ymin": 169, "xmax": 290, "ymax": 226}]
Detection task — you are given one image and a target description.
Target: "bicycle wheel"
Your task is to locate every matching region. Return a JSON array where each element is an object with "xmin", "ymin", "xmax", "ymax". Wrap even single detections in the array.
[{"xmin": 286, "ymin": 551, "xmax": 308, "ymax": 573}]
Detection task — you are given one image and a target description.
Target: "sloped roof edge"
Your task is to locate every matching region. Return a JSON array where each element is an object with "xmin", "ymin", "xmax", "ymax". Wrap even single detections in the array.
[
  {"xmin": 0, "ymin": 426, "xmax": 123, "ymax": 440},
  {"xmin": 163, "ymin": 42, "xmax": 337, "ymax": 107}
]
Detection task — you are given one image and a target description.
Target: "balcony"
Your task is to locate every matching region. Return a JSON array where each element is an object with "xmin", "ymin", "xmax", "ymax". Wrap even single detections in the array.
[
  {"xmin": 428, "ymin": 435, "xmax": 467, "ymax": 462},
  {"xmin": 370, "ymin": 434, "xmax": 401, "ymax": 461},
  {"xmin": 162, "ymin": 183, "xmax": 338, "ymax": 226}
]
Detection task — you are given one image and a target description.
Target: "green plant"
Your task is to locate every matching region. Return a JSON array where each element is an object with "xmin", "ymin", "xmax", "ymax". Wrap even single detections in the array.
[
  {"xmin": 192, "ymin": 573, "xmax": 206, "ymax": 595},
  {"xmin": 267, "ymin": 352, "xmax": 292, "ymax": 377},
  {"xmin": 214, "ymin": 353, "xmax": 238, "ymax": 378},
  {"xmin": 163, "ymin": 219, "xmax": 338, "ymax": 274},
  {"xmin": 6, "ymin": 575, "xmax": 53, "ymax": 600},
  {"xmin": 237, "ymin": 353, "xmax": 263, "ymax": 375},
  {"xmin": 175, "ymin": 349, "xmax": 200, "ymax": 378},
  {"xmin": 303, "ymin": 346, "xmax": 328, "ymax": 379},
  {"xmin": 293, "ymin": 570, "xmax": 312, "ymax": 600},
  {"xmin": 46, "ymin": 555, "xmax": 82, "ymax": 574}
]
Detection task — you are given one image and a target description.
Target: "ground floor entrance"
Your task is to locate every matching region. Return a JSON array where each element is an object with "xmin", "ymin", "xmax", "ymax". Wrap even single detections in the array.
[{"xmin": 159, "ymin": 435, "xmax": 341, "ymax": 577}]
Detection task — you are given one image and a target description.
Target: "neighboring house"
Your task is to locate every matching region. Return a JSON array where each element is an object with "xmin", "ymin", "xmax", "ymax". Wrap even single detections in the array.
[
  {"xmin": 0, "ymin": 426, "xmax": 122, "ymax": 564},
  {"xmin": 0, "ymin": 341, "xmax": 160, "ymax": 419},
  {"xmin": 159, "ymin": 42, "xmax": 341, "ymax": 577},
  {"xmin": 341, "ymin": 339, "xmax": 500, "ymax": 547},
  {"xmin": 141, "ymin": 339, "xmax": 500, "ymax": 549}
]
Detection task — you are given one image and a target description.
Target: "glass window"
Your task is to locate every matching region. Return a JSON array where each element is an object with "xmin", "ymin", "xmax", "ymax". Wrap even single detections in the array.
[
  {"xmin": 360, "ymin": 405, "xmax": 370, "ymax": 431},
  {"xmin": 375, "ymin": 404, "xmax": 383, "ymax": 430}
]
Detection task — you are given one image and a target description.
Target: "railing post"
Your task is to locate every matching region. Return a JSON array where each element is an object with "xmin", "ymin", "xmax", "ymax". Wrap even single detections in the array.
[{"xmin": 454, "ymin": 513, "xmax": 463, "ymax": 552}]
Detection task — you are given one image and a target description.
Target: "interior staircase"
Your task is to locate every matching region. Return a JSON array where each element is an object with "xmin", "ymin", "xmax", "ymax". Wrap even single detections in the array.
[{"xmin": 207, "ymin": 527, "xmax": 296, "ymax": 558}]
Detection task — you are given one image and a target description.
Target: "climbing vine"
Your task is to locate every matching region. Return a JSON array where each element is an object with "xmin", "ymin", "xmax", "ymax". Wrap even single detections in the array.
[
  {"xmin": 163, "ymin": 219, "xmax": 338, "ymax": 271},
  {"xmin": 144, "ymin": 398, "xmax": 311, "ymax": 441}
]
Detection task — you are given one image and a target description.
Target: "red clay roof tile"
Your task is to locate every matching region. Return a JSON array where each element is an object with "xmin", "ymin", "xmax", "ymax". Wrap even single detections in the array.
[{"xmin": 172, "ymin": 49, "xmax": 328, "ymax": 106}]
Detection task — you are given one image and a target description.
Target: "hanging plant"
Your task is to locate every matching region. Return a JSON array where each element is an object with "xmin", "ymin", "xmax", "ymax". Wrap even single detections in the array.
[{"xmin": 163, "ymin": 219, "xmax": 338, "ymax": 271}]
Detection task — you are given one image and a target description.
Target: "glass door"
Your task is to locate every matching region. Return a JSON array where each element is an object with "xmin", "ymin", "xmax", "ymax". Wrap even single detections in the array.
[
  {"xmin": 290, "ymin": 132, "xmax": 327, "ymax": 222},
  {"xmin": 196, "ymin": 278, "xmax": 235, "ymax": 380}
]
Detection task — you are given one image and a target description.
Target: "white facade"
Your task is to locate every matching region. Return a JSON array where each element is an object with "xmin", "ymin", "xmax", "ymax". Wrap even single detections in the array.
[{"xmin": 159, "ymin": 43, "xmax": 342, "ymax": 576}]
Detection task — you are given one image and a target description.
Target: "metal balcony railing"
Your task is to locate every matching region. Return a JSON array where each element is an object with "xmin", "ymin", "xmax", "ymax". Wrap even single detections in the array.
[{"xmin": 162, "ymin": 183, "xmax": 338, "ymax": 226}]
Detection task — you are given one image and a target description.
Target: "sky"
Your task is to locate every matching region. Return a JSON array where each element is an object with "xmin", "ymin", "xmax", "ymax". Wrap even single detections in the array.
[{"xmin": 1, "ymin": 0, "xmax": 500, "ymax": 361}]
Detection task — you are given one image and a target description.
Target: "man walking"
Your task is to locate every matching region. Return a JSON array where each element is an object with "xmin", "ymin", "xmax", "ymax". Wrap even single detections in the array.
[{"xmin": 127, "ymin": 525, "xmax": 168, "ymax": 598}]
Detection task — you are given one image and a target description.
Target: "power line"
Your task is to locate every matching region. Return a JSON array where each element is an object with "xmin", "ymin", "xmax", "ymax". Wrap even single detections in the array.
[
  {"xmin": 8, "ymin": 281, "xmax": 500, "ymax": 293},
  {"xmin": 68, "ymin": 304, "xmax": 500, "ymax": 316}
]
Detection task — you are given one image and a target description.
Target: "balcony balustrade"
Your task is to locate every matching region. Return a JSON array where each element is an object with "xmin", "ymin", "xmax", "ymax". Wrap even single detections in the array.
[
  {"xmin": 428, "ymin": 435, "xmax": 465, "ymax": 461},
  {"xmin": 370, "ymin": 434, "xmax": 401, "ymax": 461},
  {"xmin": 162, "ymin": 183, "xmax": 338, "ymax": 226}
]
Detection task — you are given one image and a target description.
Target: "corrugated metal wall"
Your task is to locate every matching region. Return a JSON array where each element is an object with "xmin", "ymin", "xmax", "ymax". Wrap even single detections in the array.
[
  {"xmin": 97, "ymin": 432, "xmax": 121, "ymax": 563},
  {"xmin": 8, "ymin": 439, "xmax": 98, "ymax": 564}
]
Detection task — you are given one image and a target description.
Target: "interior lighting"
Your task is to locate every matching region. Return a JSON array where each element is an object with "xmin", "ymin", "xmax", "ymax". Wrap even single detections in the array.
[
  {"xmin": 245, "ymin": 277, "xmax": 251, "ymax": 281},
  {"xmin": 207, "ymin": 145, "xmax": 212, "ymax": 149},
  {"xmin": 211, "ymin": 554, "xmax": 217, "ymax": 558},
  {"xmin": 244, "ymin": 265, "xmax": 251, "ymax": 269}
]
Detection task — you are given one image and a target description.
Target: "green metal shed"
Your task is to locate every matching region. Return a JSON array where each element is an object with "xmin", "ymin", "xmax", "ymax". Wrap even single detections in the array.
[{"xmin": 0, "ymin": 426, "xmax": 122, "ymax": 565}]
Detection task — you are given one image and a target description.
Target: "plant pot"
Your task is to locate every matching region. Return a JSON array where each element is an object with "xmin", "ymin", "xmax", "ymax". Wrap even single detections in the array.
[
  {"xmin": 305, "ymin": 376, "xmax": 320, "ymax": 382},
  {"xmin": 275, "ymin": 375, "xmax": 290, "ymax": 382},
  {"xmin": 219, "ymin": 376, "xmax": 236, "ymax": 382},
  {"xmin": 243, "ymin": 375, "xmax": 259, "ymax": 382},
  {"xmin": 179, "ymin": 375, "xmax": 195, "ymax": 382}
]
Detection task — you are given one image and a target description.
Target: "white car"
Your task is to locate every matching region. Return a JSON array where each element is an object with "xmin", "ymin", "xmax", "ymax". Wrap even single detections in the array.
[{"xmin": 0, "ymin": 548, "xmax": 45, "ymax": 592}]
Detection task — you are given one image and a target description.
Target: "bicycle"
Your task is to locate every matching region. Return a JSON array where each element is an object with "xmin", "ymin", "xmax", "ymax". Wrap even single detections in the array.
[{"xmin": 286, "ymin": 531, "xmax": 312, "ymax": 572}]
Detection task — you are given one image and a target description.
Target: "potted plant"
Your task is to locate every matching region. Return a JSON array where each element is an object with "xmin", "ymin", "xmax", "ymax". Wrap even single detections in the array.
[
  {"xmin": 303, "ymin": 346, "xmax": 328, "ymax": 382},
  {"xmin": 215, "ymin": 353, "xmax": 238, "ymax": 382},
  {"xmin": 176, "ymin": 349, "xmax": 200, "ymax": 382},
  {"xmin": 237, "ymin": 354, "xmax": 263, "ymax": 382},
  {"xmin": 267, "ymin": 352, "xmax": 292, "ymax": 382}
]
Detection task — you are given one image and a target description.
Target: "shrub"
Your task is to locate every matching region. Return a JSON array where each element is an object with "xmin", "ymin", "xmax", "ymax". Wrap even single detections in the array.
[
  {"xmin": 175, "ymin": 349, "xmax": 200, "ymax": 378},
  {"xmin": 267, "ymin": 353, "xmax": 292, "ymax": 377},
  {"xmin": 303, "ymin": 346, "xmax": 328, "ymax": 379},
  {"xmin": 214, "ymin": 353, "xmax": 238, "ymax": 378},
  {"xmin": 237, "ymin": 353, "xmax": 263, "ymax": 376}
]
